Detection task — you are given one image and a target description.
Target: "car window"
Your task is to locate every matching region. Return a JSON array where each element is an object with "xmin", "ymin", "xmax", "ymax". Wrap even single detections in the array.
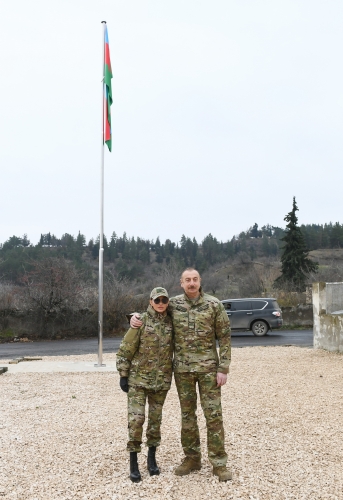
[
  {"xmin": 272, "ymin": 300, "xmax": 281, "ymax": 310},
  {"xmin": 223, "ymin": 302, "xmax": 233, "ymax": 311},
  {"xmin": 234, "ymin": 301, "xmax": 252, "ymax": 311},
  {"xmin": 251, "ymin": 300, "xmax": 268, "ymax": 310}
]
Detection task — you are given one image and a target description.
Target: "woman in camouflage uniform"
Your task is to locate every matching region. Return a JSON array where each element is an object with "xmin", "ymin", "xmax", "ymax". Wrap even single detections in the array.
[{"xmin": 116, "ymin": 287, "xmax": 173, "ymax": 482}]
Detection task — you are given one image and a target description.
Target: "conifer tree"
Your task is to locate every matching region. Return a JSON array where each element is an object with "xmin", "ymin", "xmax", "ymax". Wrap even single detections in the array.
[{"xmin": 274, "ymin": 197, "xmax": 317, "ymax": 291}]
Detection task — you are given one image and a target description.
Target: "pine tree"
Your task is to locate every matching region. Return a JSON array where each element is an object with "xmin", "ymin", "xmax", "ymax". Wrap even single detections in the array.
[
  {"xmin": 274, "ymin": 197, "xmax": 318, "ymax": 291},
  {"xmin": 250, "ymin": 223, "xmax": 260, "ymax": 238},
  {"xmin": 76, "ymin": 231, "xmax": 86, "ymax": 249},
  {"xmin": 109, "ymin": 232, "xmax": 118, "ymax": 261}
]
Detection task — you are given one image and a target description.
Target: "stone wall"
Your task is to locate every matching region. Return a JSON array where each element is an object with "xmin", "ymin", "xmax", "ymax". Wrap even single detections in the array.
[
  {"xmin": 313, "ymin": 282, "xmax": 343, "ymax": 353},
  {"xmin": 281, "ymin": 304, "xmax": 313, "ymax": 327}
]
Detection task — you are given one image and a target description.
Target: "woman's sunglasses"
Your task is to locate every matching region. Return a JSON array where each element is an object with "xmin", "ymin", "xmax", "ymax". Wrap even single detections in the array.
[{"xmin": 153, "ymin": 297, "xmax": 169, "ymax": 304}]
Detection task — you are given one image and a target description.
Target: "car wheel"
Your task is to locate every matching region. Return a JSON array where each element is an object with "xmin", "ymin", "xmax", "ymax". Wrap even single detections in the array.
[{"xmin": 252, "ymin": 320, "xmax": 269, "ymax": 336}]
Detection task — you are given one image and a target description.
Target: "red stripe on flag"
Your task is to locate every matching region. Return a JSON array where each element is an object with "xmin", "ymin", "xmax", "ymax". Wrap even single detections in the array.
[
  {"xmin": 104, "ymin": 97, "xmax": 111, "ymax": 142},
  {"xmin": 105, "ymin": 44, "xmax": 112, "ymax": 73}
]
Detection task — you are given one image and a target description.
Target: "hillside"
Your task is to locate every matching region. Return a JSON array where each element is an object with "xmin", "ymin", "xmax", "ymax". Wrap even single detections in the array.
[{"xmin": 1, "ymin": 225, "xmax": 343, "ymax": 341}]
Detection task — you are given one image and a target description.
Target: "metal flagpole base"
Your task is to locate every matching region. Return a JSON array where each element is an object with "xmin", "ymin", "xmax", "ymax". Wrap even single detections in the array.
[{"xmin": 94, "ymin": 364, "xmax": 106, "ymax": 367}]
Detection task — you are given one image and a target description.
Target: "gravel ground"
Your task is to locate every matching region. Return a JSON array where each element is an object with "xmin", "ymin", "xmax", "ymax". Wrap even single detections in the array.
[{"xmin": 1, "ymin": 347, "xmax": 343, "ymax": 500}]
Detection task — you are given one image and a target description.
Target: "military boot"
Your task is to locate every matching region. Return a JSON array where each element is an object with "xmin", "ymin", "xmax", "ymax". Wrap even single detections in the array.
[
  {"xmin": 174, "ymin": 456, "xmax": 201, "ymax": 476},
  {"xmin": 213, "ymin": 466, "xmax": 232, "ymax": 482},
  {"xmin": 129, "ymin": 452, "xmax": 141, "ymax": 483},
  {"xmin": 147, "ymin": 446, "xmax": 160, "ymax": 476}
]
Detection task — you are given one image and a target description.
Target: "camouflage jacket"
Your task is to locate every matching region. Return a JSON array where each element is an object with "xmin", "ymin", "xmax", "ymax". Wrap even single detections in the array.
[
  {"xmin": 116, "ymin": 305, "xmax": 173, "ymax": 391},
  {"xmin": 169, "ymin": 290, "xmax": 231, "ymax": 374}
]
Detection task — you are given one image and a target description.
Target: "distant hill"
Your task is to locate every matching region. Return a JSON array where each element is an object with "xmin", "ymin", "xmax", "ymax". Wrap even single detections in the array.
[{"xmin": 1, "ymin": 222, "xmax": 342, "ymax": 290}]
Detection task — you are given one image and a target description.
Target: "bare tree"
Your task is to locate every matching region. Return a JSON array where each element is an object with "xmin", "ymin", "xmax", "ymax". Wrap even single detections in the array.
[
  {"xmin": 103, "ymin": 272, "xmax": 147, "ymax": 332},
  {"xmin": 153, "ymin": 261, "xmax": 182, "ymax": 295},
  {"xmin": 0, "ymin": 282, "xmax": 19, "ymax": 331},
  {"xmin": 308, "ymin": 259, "xmax": 343, "ymax": 283},
  {"xmin": 21, "ymin": 257, "xmax": 93, "ymax": 337},
  {"xmin": 201, "ymin": 267, "xmax": 227, "ymax": 296},
  {"xmin": 238, "ymin": 266, "xmax": 264, "ymax": 297}
]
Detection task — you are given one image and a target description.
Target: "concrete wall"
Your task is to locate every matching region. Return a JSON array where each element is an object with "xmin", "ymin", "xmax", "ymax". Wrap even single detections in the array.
[{"xmin": 313, "ymin": 282, "xmax": 343, "ymax": 353}]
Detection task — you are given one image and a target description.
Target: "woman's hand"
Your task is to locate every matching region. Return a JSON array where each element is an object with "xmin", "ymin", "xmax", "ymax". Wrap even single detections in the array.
[{"xmin": 130, "ymin": 314, "xmax": 143, "ymax": 329}]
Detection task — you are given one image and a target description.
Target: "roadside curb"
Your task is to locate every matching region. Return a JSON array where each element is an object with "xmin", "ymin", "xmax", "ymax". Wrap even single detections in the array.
[
  {"xmin": 5, "ymin": 360, "xmax": 118, "ymax": 373},
  {"xmin": 9, "ymin": 357, "xmax": 42, "ymax": 364}
]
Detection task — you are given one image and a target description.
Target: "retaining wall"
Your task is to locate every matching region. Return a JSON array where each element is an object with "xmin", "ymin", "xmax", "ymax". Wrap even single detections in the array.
[{"xmin": 281, "ymin": 304, "xmax": 313, "ymax": 327}]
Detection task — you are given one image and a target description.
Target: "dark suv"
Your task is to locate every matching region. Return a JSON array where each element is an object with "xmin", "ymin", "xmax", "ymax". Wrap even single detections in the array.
[{"xmin": 221, "ymin": 298, "xmax": 283, "ymax": 336}]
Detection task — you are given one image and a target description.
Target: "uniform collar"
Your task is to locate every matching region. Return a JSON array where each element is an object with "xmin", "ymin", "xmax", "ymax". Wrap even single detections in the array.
[{"xmin": 184, "ymin": 287, "xmax": 204, "ymax": 306}]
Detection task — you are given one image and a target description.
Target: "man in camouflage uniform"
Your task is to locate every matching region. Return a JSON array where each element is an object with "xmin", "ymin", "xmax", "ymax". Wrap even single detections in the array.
[
  {"xmin": 131, "ymin": 268, "xmax": 231, "ymax": 481},
  {"xmin": 117, "ymin": 287, "xmax": 173, "ymax": 482}
]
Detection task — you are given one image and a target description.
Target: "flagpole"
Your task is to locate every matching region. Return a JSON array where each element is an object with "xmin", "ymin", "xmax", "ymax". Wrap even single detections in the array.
[{"xmin": 95, "ymin": 20, "xmax": 107, "ymax": 367}]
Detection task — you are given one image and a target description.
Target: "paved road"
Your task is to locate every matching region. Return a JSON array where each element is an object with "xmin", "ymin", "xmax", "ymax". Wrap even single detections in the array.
[
  {"xmin": 230, "ymin": 329, "xmax": 313, "ymax": 348},
  {"xmin": 0, "ymin": 329, "xmax": 313, "ymax": 359}
]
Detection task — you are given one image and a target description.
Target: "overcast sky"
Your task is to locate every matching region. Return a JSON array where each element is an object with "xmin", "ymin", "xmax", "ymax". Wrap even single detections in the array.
[{"xmin": 1, "ymin": 0, "xmax": 342, "ymax": 246}]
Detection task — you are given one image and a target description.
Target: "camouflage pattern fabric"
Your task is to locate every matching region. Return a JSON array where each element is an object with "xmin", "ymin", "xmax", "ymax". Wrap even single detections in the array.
[
  {"xmin": 174, "ymin": 372, "xmax": 227, "ymax": 467},
  {"xmin": 127, "ymin": 385, "xmax": 168, "ymax": 452},
  {"xmin": 150, "ymin": 286, "xmax": 169, "ymax": 300},
  {"xmin": 125, "ymin": 289, "xmax": 230, "ymax": 464},
  {"xmin": 169, "ymin": 289, "xmax": 231, "ymax": 374},
  {"xmin": 116, "ymin": 305, "xmax": 173, "ymax": 391}
]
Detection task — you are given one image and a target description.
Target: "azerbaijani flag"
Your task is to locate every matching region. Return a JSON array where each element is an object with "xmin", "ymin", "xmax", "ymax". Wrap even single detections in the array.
[{"xmin": 104, "ymin": 26, "xmax": 113, "ymax": 152}]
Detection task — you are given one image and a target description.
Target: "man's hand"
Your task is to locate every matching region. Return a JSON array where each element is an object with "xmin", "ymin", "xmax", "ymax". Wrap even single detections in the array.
[
  {"xmin": 216, "ymin": 372, "xmax": 227, "ymax": 387},
  {"xmin": 130, "ymin": 314, "xmax": 143, "ymax": 329},
  {"xmin": 120, "ymin": 377, "xmax": 129, "ymax": 393}
]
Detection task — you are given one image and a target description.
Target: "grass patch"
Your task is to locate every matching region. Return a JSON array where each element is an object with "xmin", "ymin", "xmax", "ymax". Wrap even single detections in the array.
[
  {"xmin": 279, "ymin": 324, "xmax": 312, "ymax": 330},
  {"xmin": 0, "ymin": 328, "xmax": 16, "ymax": 340}
]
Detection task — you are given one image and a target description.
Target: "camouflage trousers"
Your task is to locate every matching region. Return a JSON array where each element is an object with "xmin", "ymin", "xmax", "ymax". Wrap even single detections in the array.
[
  {"xmin": 174, "ymin": 372, "xmax": 227, "ymax": 467},
  {"xmin": 127, "ymin": 385, "xmax": 168, "ymax": 452}
]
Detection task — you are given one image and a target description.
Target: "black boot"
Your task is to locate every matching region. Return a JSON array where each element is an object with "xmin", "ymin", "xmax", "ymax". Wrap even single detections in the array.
[
  {"xmin": 147, "ymin": 446, "xmax": 160, "ymax": 476},
  {"xmin": 130, "ymin": 452, "xmax": 141, "ymax": 483}
]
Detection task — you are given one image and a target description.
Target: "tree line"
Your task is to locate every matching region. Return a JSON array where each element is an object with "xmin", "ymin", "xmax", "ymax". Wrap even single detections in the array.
[
  {"xmin": 1, "ymin": 198, "xmax": 343, "ymax": 340},
  {"xmin": 1, "ymin": 220, "xmax": 343, "ymax": 283}
]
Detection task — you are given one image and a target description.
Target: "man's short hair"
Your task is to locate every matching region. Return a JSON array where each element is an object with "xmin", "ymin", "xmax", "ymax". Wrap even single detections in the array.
[{"xmin": 180, "ymin": 267, "xmax": 201, "ymax": 280}]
